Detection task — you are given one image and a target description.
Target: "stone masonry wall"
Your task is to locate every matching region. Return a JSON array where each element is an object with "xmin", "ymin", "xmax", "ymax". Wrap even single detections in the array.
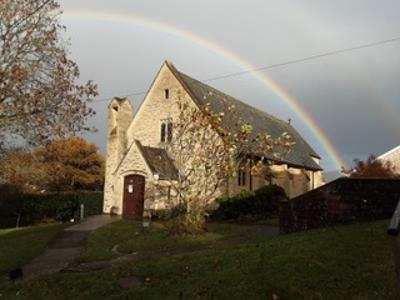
[
  {"xmin": 126, "ymin": 64, "xmax": 194, "ymax": 148},
  {"xmin": 226, "ymin": 164, "xmax": 323, "ymax": 199},
  {"xmin": 103, "ymin": 99, "xmax": 134, "ymax": 214},
  {"xmin": 104, "ymin": 62, "xmax": 325, "ymax": 215},
  {"xmin": 125, "ymin": 63, "xmax": 225, "ymax": 204}
]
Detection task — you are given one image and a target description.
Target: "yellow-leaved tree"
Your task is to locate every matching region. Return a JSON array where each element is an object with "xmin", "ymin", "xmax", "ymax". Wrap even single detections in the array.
[{"xmin": 34, "ymin": 137, "xmax": 104, "ymax": 191}]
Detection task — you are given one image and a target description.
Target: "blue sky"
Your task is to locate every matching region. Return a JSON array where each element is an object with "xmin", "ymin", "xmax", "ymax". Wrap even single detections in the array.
[{"xmin": 59, "ymin": 0, "xmax": 400, "ymax": 173}]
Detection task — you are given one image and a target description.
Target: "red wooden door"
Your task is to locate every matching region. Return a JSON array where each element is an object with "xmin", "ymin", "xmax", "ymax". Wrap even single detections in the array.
[{"xmin": 123, "ymin": 175, "xmax": 145, "ymax": 219}]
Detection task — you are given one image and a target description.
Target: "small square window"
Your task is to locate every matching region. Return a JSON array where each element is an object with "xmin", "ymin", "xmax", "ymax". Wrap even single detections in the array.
[{"xmin": 165, "ymin": 89, "xmax": 169, "ymax": 99}]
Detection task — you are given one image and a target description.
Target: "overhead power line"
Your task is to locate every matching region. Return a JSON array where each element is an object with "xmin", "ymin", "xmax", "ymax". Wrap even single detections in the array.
[
  {"xmin": 92, "ymin": 36, "xmax": 400, "ymax": 103},
  {"xmin": 203, "ymin": 36, "xmax": 400, "ymax": 82}
]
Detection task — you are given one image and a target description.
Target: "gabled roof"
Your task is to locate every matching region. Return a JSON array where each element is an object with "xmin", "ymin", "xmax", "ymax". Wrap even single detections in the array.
[
  {"xmin": 135, "ymin": 140, "xmax": 179, "ymax": 180},
  {"xmin": 166, "ymin": 62, "xmax": 322, "ymax": 171}
]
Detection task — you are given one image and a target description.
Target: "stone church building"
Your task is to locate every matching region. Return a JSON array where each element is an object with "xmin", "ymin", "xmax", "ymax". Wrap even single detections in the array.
[{"xmin": 103, "ymin": 61, "xmax": 324, "ymax": 218}]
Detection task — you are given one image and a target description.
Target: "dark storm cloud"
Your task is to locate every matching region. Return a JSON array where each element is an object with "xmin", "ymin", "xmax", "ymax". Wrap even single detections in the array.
[{"xmin": 60, "ymin": 0, "xmax": 400, "ymax": 171}]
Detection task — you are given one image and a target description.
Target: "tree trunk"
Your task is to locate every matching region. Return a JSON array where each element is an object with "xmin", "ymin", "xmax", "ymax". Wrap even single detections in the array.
[{"xmin": 183, "ymin": 202, "xmax": 206, "ymax": 234}]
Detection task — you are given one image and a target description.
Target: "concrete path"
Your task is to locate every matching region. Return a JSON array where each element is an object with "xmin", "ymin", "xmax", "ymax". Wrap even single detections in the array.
[{"xmin": 22, "ymin": 215, "xmax": 120, "ymax": 277}]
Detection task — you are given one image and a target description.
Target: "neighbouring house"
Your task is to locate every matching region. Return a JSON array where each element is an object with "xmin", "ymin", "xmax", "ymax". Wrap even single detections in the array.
[
  {"xmin": 378, "ymin": 145, "xmax": 400, "ymax": 173},
  {"xmin": 103, "ymin": 61, "xmax": 324, "ymax": 218}
]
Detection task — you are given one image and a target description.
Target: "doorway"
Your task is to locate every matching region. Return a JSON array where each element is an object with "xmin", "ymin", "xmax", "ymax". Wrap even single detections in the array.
[{"xmin": 123, "ymin": 174, "xmax": 145, "ymax": 219}]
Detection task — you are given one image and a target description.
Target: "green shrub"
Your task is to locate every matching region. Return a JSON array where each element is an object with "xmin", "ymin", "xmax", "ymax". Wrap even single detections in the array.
[
  {"xmin": 75, "ymin": 192, "xmax": 103, "ymax": 217},
  {"xmin": 0, "ymin": 190, "xmax": 103, "ymax": 228},
  {"xmin": 149, "ymin": 204, "xmax": 185, "ymax": 220},
  {"xmin": 212, "ymin": 185, "xmax": 286, "ymax": 221},
  {"xmin": 22, "ymin": 193, "xmax": 79, "ymax": 224},
  {"xmin": 0, "ymin": 184, "xmax": 25, "ymax": 228},
  {"xmin": 255, "ymin": 184, "xmax": 286, "ymax": 198},
  {"xmin": 214, "ymin": 190, "xmax": 256, "ymax": 220}
]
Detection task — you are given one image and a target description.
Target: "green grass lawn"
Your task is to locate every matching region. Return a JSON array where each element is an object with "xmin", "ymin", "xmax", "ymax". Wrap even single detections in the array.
[
  {"xmin": 0, "ymin": 220, "xmax": 397, "ymax": 300},
  {"xmin": 80, "ymin": 220, "xmax": 267, "ymax": 262},
  {"xmin": 0, "ymin": 224, "xmax": 64, "ymax": 275}
]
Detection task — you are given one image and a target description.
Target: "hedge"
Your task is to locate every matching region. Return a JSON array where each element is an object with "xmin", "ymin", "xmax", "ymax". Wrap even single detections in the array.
[
  {"xmin": 279, "ymin": 177, "xmax": 400, "ymax": 233},
  {"xmin": 211, "ymin": 184, "xmax": 286, "ymax": 221},
  {"xmin": 0, "ymin": 185, "xmax": 103, "ymax": 228}
]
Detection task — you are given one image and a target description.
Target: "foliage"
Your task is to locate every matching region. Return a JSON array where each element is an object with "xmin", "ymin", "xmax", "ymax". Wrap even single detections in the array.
[
  {"xmin": 148, "ymin": 204, "xmax": 186, "ymax": 221},
  {"xmin": 212, "ymin": 185, "xmax": 286, "ymax": 221},
  {"xmin": 0, "ymin": 223, "xmax": 64, "ymax": 275},
  {"xmin": 254, "ymin": 184, "xmax": 286, "ymax": 199},
  {"xmin": 24, "ymin": 192, "xmax": 103, "ymax": 224},
  {"xmin": 77, "ymin": 192, "xmax": 104, "ymax": 217},
  {"xmin": 0, "ymin": 188, "xmax": 103, "ymax": 228},
  {"xmin": 0, "ymin": 150, "xmax": 50, "ymax": 192},
  {"xmin": 0, "ymin": 0, "xmax": 98, "ymax": 148},
  {"xmin": 0, "ymin": 184, "xmax": 25, "ymax": 228},
  {"xmin": 34, "ymin": 137, "xmax": 105, "ymax": 191},
  {"xmin": 22, "ymin": 193, "xmax": 79, "ymax": 224},
  {"xmin": 0, "ymin": 220, "xmax": 396, "ymax": 299},
  {"xmin": 0, "ymin": 138, "xmax": 104, "ymax": 192},
  {"xmin": 155, "ymin": 94, "xmax": 294, "ymax": 233},
  {"xmin": 279, "ymin": 177, "xmax": 400, "ymax": 233},
  {"xmin": 345, "ymin": 154, "xmax": 398, "ymax": 178}
]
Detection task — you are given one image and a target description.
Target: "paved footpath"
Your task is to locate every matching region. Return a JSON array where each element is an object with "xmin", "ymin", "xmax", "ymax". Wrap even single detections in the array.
[{"xmin": 22, "ymin": 215, "xmax": 120, "ymax": 277}]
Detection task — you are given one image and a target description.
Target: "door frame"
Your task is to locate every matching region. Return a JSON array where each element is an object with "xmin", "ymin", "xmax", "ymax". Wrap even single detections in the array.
[{"xmin": 122, "ymin": 173, "xmax": 146, "ymax": 219}]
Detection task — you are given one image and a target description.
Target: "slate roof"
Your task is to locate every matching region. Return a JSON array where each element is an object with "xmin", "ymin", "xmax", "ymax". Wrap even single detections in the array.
[
  {"xmin": 135, "ymin": 140, "xmax": 179, "ymax": 180},
  {"xmin": 168, "ymin": 62, "xmax": 322, "ymax": 171}
]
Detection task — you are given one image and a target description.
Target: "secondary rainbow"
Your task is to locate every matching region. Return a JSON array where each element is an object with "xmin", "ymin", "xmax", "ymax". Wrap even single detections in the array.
[{"xmin": 63, "ymin": 10, "xmax": 346, "ymax": 170}]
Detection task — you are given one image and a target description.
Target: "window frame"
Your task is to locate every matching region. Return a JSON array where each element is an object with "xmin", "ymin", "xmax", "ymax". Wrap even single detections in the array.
[
  {"xmin": 160, "ymin": 119, "xmax": 173, "ymax": 143},
  {"xmin": 160, "ymin": 122, "xmax": 166, "ymax": 143},
  {"xmin": 167, "ymin": 122, "xmax": 173, "ymax": 142},
  {"xmin": 238, "ymin": 170, "xmax": 246, "ymax": 186}
]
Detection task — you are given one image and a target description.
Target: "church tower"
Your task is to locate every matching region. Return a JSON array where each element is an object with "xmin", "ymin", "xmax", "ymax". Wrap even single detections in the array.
[{"xmin": 103, "ymin": 97, "xmax": 134, "ymax": 213}]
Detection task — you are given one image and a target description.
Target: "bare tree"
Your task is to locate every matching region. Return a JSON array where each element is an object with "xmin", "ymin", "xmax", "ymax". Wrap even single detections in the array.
[
  {"xmin": 155, "ymin": 95, "xmax": 294, "ymax": 232},
  {"xmin": 0, "ymin": 0, "xmax": 97, "ymax": 148}
]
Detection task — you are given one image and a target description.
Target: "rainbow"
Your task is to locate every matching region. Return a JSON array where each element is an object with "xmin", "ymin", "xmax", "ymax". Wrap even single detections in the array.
[{"xmin": 62, "ymin": 10, "xmax": 346, "ymax": 170}]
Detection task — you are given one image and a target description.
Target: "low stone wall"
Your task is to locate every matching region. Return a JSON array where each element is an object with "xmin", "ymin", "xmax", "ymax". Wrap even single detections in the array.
[{"xmin": 279, "ymin": 177, "xmax": 400, "ymax": 234}]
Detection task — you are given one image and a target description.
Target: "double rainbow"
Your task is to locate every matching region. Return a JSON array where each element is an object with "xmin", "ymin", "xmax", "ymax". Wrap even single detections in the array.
[{"xmin": 63, "ymin": 10, "xmax": 346, "ymax": 170}]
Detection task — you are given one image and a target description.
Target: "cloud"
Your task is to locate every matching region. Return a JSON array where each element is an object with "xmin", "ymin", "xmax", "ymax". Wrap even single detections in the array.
[{"xmin": 60, "ymin": 0, "xmax": 400, "ymax": 171}]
